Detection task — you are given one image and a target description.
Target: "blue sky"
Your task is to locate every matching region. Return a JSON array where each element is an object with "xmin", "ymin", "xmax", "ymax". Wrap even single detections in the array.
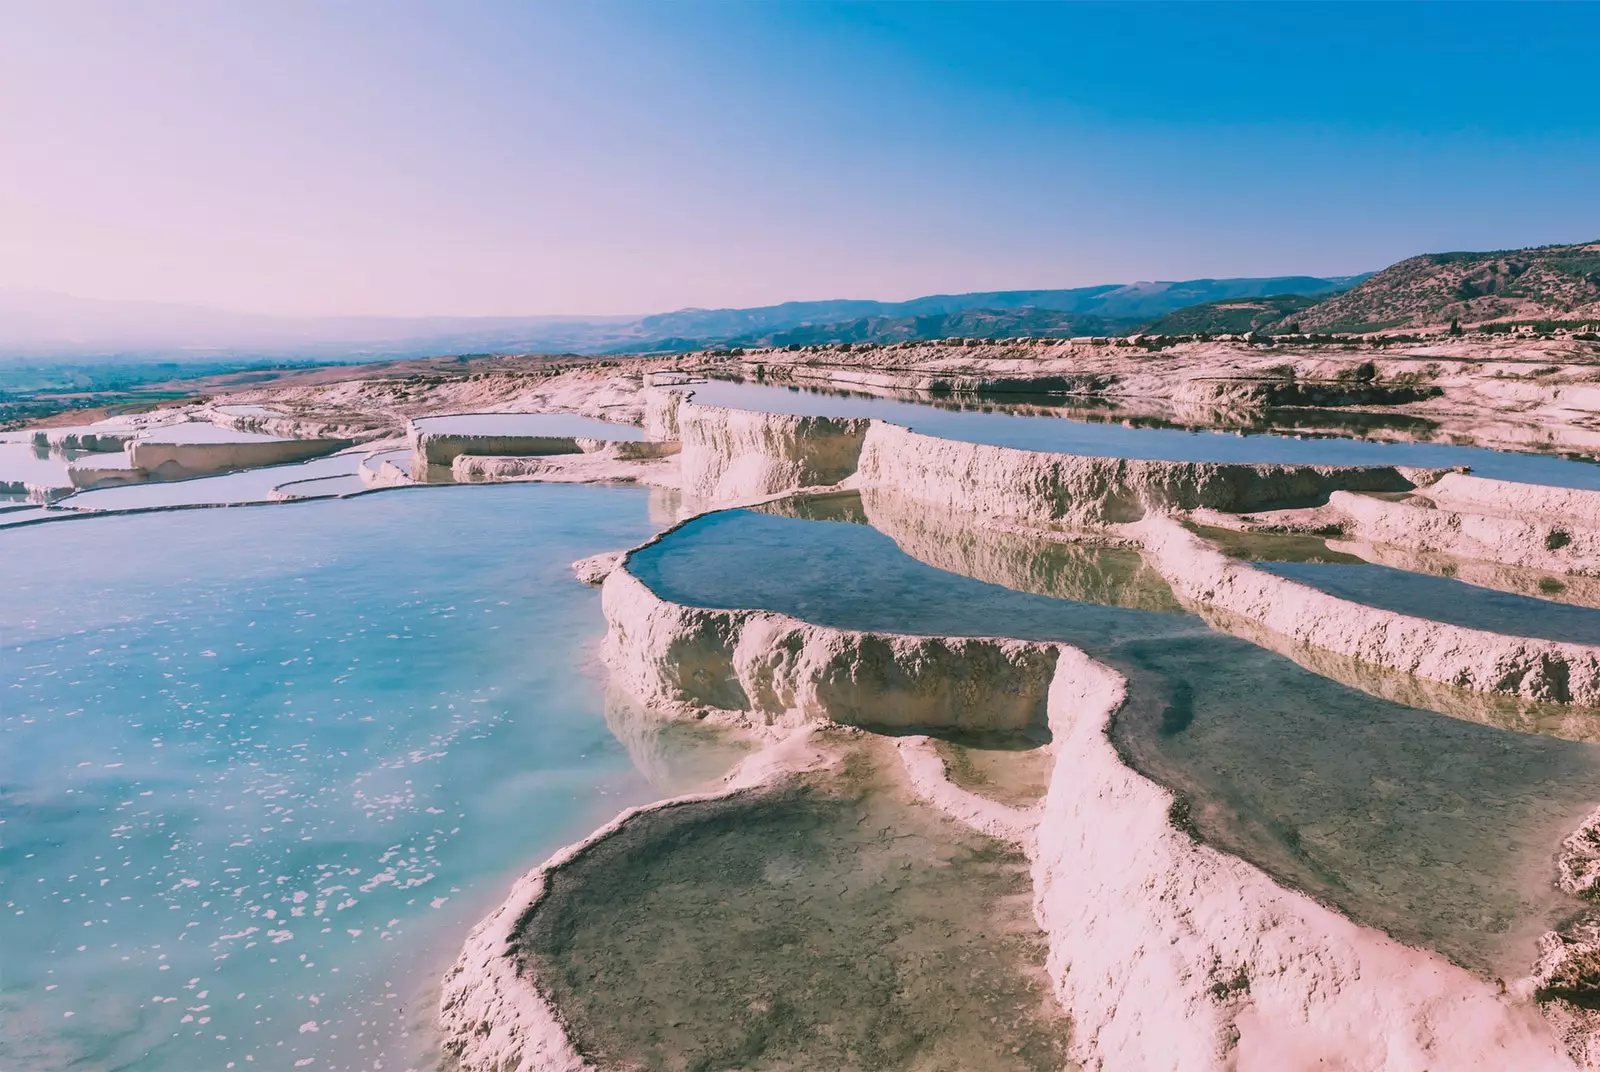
[{"xmin": 2, "ymin": 1, "xmax": 1596, "ymax": 317}]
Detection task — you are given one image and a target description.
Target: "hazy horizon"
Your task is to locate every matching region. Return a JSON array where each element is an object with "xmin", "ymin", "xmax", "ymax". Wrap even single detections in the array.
[{"xmin": 5, "ymin": 2, "xmax": 1598, "ymax": 319}]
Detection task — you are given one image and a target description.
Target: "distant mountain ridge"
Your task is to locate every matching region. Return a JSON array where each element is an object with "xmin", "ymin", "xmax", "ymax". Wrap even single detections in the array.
[
  {"xmin": 631, "ymin": 275, "xmax": 1367, "ymax": 350},
  {"xmin": 8, "ymin": 242, "xmax": 1598, "ymax": 364},
  {"xmin": 0, "ymin": 274, "xmax": 1369, "ymax": 362},
  {"xmin": 720, "ymin": 309, "xmax": 1134, "ymax": 349}
]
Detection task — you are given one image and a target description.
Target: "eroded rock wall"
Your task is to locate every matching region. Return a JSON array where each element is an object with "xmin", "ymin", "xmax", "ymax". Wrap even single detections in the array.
[
  {"xmin": 676, "ymin": 400, "xmax": 870, "ymax": 503},
  {"xmin": 600, "ymin": 568, "xmax": 1056, "ymax": 732},
  {"xmin": 854, "ymin": 422, "xmax": 1425, "ymax": 527}
]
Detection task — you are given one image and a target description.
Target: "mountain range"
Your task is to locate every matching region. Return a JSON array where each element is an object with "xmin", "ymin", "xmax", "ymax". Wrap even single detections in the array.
[
  {"xmin": 4, "ymin": 242, "xmax": 1595, "ymax": 367},
  {"xmin": 0, "ymin": 275, "xmax": 1366, "ymax": 364}
]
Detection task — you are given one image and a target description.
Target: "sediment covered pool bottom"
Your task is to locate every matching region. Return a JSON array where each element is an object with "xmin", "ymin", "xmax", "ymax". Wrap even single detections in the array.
[{"xmin": 518, "ymin": 736, "xmax": 1071, "ymax": 1072}]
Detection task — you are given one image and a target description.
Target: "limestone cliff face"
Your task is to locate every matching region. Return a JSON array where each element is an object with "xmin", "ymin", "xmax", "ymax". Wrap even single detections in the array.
[
  {"xmin": 1140, "ymin": 514, "xmax": 1600, "ymax": 706},
  {"xmin": 853, "ymin": 422, "xmax": 1425, "ymax": 527},
  {"xmin": 600, "ymin": 568, "xmax": 1056, "ymax": 732},
  {"xmin": 675, "ymin": 400, "xmax": 870, "ymax": 503},
  {"xmin": 640, "ymin": 386, "xmax": 688, "ymax": 440},
  {"xmin": 1029, "ymin": 647, "xmax": 1571, "ymax": 1072}
]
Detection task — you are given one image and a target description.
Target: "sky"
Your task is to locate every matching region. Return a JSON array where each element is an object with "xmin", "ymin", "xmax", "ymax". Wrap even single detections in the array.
[{"xmin": 3, "ymin": 1, "xmax": 1598, "ymax": 318}]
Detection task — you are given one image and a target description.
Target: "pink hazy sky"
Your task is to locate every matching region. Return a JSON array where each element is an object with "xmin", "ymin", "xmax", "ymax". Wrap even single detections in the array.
[{"xmin": 3, "ymin": 2, "xmax": 1596, "ymax": 318}]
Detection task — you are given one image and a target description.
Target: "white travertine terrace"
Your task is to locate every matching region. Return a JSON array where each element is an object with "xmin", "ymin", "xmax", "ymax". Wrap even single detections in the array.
[
  {"xmin": 601, "ymin": 566, "xmax": 1057, "ymax": 732},
  {"xmin": 67, "ymin": 451, "xmax": 143, "ymax": 489},
  {"xmin": 31, "ymin": 425, "xmax": 137, "ymax": 452},
  {"xmin": 854, "ymin": 421, "xmax": 1430, "ymax": 526},
  {"xmin": 438, "ymin": 730, "xmax": 834, "ymax": 1072},
  {"xmin": 643, "ymin": 385, "xmax": 1431, "ymax": 515},
  {"xmin": 1029, "ymin": 647, "xmax": 1569, "ymax": 1072},
  {"xmin": 406, "ymin": 411, "xmax": 674, "ymax": 483},
  {"xmin": 430, "ymin": 380, "xmax": 1600, "ymax": 1070},
  {"xmin": 672, "ymin": 398, "xmax": 870, "ymax": 502},
  {"xmin": 894, "ymin": 734, "xmax": 1038, "ymax": 843},
  {"xmin": 443, "ymin": 555, "xmax": 1575, "ymax": 1070},
  {"xmin": 1327, "ymin": 538, "xmax": 1600, "ymax": 609},
  {"xmin": 128, "ymin": 432, "xmax": 347, "ymax": 480},
  {"xmin": 1332, "ymin": 476, "xmax": 1600, "ymax": 575},
  {"xmin": 856, "ymin": 485, "xmax": 1183, "ymax": 611},
  {"xmin": 449, "ymin": 440, "xmax": 681, "ymax": 485},
  {"xmin": 357, "ymin": 448, "xmax": 413, "ymax": 489},
  {"xmin": 1139, "ymin": 513, "xmax": 1600, "ymax": 706}
]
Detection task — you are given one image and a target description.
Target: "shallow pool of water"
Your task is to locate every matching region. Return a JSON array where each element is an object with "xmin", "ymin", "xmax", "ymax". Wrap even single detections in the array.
[
  {"xmin": 0, "ymin": 440, "xmax": 81, "ymax": 492},
  {"xmin": 685, "ymin": 380, "xmax": 1600, "ymax": 489},
  {"xmin": 630, "ymin": 504, "xmax": 1195, "ymax": 652},
  {"xmin": 275, "ymin": 474, "xmax": 372, "ymax": 500},
  {"xmin": 1258, "ymin": 560, "xmax": 1600, "ymax": 646},
  {"xmin": 63, "ymin": 454, "xmax": 365, "ymax": 512},
  {"xmin": 134, "ymin": 423, "xmax": 293, "ymax": 445},
  {"xmin": 411, "ymin": 413, "xmax": 645, "ymax": 440},
  {"xmin": 519, "ymin": 737, "xmax": 1068, "ymax": 1071},
  {"xmin": 631, "ymin": 495, "xmax": 1600, "ymax": 977},
  {"xmin": 0, "ymin": 484, "xmax": 679, "ymax": 1072}
]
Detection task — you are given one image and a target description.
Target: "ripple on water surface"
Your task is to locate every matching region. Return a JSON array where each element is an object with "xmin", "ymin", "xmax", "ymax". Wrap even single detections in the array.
[
  {"xmin": 633, "ymin": 494, "xmax": 1600, "ymax": 977},
  {"xmin": 0, "ymin": 484, "xmax": 676, "ymax": 1072}
]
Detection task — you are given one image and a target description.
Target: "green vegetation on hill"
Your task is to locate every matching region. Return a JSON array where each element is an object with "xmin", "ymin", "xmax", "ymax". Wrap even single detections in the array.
[
  {"xmin": 724, "ymin": 308, "xmax": 1138, "ymax": 348},
  {"xmin": 1294, "ymin": 241, "xmax": 1600, "ymax": 332},
  {"xmin": 1136, "ymin": 294, "xmax": 1320, "ymax": 336}
]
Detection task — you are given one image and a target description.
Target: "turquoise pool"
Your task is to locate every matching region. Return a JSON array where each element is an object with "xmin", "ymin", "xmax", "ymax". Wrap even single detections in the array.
[{"xmin": 0, "ymin": 484, "xmax": 669, "ymax": 1072}]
